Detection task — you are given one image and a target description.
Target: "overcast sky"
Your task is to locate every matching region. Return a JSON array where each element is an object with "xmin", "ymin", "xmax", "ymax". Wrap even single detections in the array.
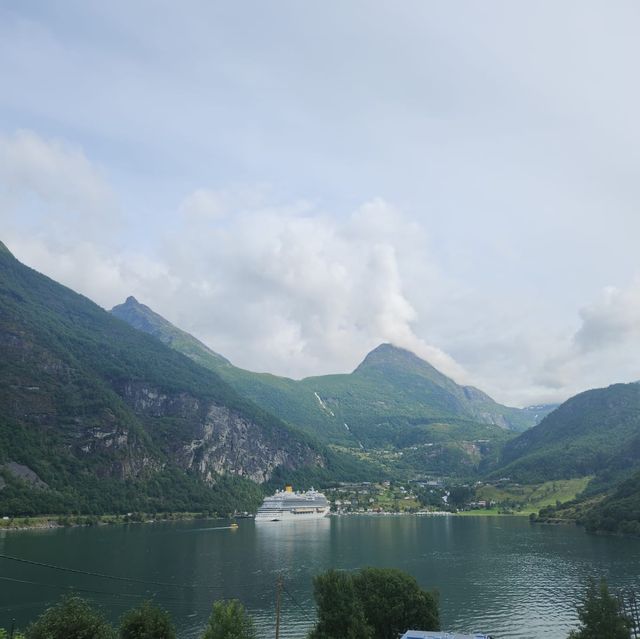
[{"xmin": 1, "ymin": 1, "xmax": 640, "ymax": 406}]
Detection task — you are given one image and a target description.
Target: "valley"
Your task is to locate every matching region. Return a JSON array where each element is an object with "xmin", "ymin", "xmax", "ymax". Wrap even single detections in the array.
[{"xmin": 1, "ymin": 241, "xmax": 640, "ymax": 540}]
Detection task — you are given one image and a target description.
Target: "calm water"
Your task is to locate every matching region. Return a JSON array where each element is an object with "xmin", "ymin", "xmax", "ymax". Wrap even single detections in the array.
[{"xmin": 1, "ymin": 515, "xmax": 639, "ymax": 638}]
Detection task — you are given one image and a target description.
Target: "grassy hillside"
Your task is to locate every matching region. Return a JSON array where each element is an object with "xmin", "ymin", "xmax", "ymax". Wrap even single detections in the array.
[
  {"xmin": 297, "ymin": 345, "xmax": 533, "ymax": 449},
  {"xmin": 581, "ymin": 471, "xmax": 640, "ymax": 535},
  {"xmin": 534, "ymin": 471, "xmax": 640, "ymax": 536},
  {"xmin": 112, "ymin": 296, "xmax": 231, "ymax": 367},
  {"xmin": 493, "ymin": 383, "xmax": 640, "ymax": 486},
  {"xmin": 0, "ymin": 241, "xmax": 376, "ymax": 516},
  {"xmin": 472, "ymin": 477, "xmax": 592, "ymax": 515},
  {"xmin": 111, "ymin": 299, "xmax": 545, "ymax": 460}
]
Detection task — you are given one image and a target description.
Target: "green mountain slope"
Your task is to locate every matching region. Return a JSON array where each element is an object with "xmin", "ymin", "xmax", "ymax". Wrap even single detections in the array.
[
  {"xmin": 534, "ymin": 470, "xmax": 640, "ymax": 536},
  {"xmin": 493, "ymin": 383, "xmax": 640, "ymax": 485},
  {"xmin": 110, "ymin": 297, "xmax": 349, "ymax": 441},
  {"xmin": 112, "ymin": 298, "xmax": 542, "ymax": 448},
  {"xmin": 0, "ymin": 243, "xmax": 365, "ymax": 516},
  {"xmin": 112, "ymin": 296, "xmax": 231, "ymax": 367},
  {"xmin": 111, "ymin": 297, "xmax": 555, "ymax": 477},
  {"xmin": 581, "ymin": 470, "xmax": 640, "ymax": 535},
  {"xmin": 300, "ymin": 344, "xmax": 537, "ymax": 447}
]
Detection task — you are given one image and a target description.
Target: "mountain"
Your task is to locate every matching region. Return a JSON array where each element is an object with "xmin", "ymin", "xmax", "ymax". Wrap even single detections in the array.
[
  {"xmin": 112, "ymin": 297, "xmax": 554, "ymax": 476},
  {"xmin": 112, "ymin": 296, "xmax": 231, "ymax": 368},
  {"xmin": 316, "ymin": 343, "xmax": 537, "ymax": 435},
  {"xmin": 493, "ymin": 382, "xmax": 640, "ymax": 486},
  {"xmin": 581, "ymin": 469, "xmax": 640, "ymax": 535},
  {"xmin": 0, "ymin": 242, "xmax": 366, "ymax": 516},
  {"xmin": 112, "ymin": 297, "xmax": 544, "ymax": 444},
  {"xmin": 534, "ymin": 468, "xmax": 640, "ymax": 536}
]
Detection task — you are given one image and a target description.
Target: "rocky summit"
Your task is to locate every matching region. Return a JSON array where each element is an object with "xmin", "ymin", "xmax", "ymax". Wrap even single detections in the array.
[{"xmin": 0, "ymin": 245, "xmax": 329, "ymax": 516}]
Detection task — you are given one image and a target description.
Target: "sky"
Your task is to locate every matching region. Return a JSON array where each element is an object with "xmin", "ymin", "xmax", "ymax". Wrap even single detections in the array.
[{"xmin": 1, "ymin": 1, "xmax": 640, "ymax": 407}]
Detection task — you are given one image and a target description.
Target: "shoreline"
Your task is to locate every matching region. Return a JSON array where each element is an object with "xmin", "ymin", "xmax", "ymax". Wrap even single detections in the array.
[
  {"xmin": 0, "ymin": 511, "xmax": 228, "ymax": 532},
  {"xmin": 0, "ymin": 509, "xmax": 533, "ymax": 532}
]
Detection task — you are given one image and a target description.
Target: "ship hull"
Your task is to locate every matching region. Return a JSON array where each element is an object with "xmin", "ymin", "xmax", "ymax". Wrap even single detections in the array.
[{"xmin": 255, "ymin": 507, "xmax": 330, "ymax": 522}]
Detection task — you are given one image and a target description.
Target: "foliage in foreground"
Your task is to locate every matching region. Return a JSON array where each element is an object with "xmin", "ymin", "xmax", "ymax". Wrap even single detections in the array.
[
  {"xmin": 309, "ymin": 567, "xmax": 439, "ymax": 639},
  {"xmin": 119, "ymin": 600, "xmax": 176, "ymax": 639},
  {"xmin": 12, "ymin": 597, "xmax": 255, "ymax": 639},
  {"xmin": 567, "ymin": 578, "xmax": 631, "ymax": 639},
  {"xmin": 202, "ymin": 600, "xmax": 257, "ymax": 639},
  {"xmin": 309, "ymin": 569, "xmax": 372, "ymax": 639},
  {"xmin": 24, "ymin": 596, "xmax": 115, "ymax": 639},
  {"xmin": 6, "ymin": 567, "xmax": 439, "ymax": 639}
]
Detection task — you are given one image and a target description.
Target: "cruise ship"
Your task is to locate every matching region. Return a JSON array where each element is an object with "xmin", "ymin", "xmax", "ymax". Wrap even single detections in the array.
[{"xmin": 255, "ymin": 486, "xmax": 330, "ymax": 521}]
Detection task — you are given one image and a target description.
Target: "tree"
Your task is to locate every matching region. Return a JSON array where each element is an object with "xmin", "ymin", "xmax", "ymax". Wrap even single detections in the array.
[
  {"xmin": 447, "ymin": 486, "xmax": 473, "ymax": 508},
  {"xmin": 308, "ymin": 568, "xmax": 439, "ymax": 639},
  {"xmin": 202, "ymin": 600, "xmax": 256, "ymax": 639},
  {"xmin": 568, "ymin": 578, "xmax": 631, "ymax": 639},
  {"xmin": 308, "ymin": 570, "xmax": 372, "ymax": 639},
  {"xmin": 353, "ymin": 568, "xmax": 439, "ymax": 639},
  {"xmin": 119, "ymin": 601, "xmax": 176, "ymax": 639},
  {"xmin": 25, "ymin": 595, "xmax": 115, "ymax": 639}
]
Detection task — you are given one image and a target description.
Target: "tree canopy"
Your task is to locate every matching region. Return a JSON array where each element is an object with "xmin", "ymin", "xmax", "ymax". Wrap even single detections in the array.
[
  {"xmin": 568, "ymin": 578, "xmax": 631, "ymax": 639},
  {"xmin": 202, "ymin": 600, "xmax": 257, "ymax": 639},
  {"xmin": 24, "ymin": 596, "xmax": 115, "ymax": 639},
  {"xmin": 309, "ymin": 570, "xmax": 372, "ymax": 639},
  {"xmin": 118, "ymin": 600, "xmax": 176, "ymax": 639},
  {"xmin": 309, "ymin": 567, "xmax": 439, "ymax": 639}
]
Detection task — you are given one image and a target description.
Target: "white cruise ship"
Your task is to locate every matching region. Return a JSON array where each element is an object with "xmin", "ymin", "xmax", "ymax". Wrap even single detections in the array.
[{"xmin": 255, "ymin": 486, "xmax": 330, "ymax": 521}]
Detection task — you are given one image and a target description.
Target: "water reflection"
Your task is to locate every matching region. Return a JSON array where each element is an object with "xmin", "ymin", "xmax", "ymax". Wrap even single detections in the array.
[{"xmin": 1, "ymin": 516, "xmax": 639, "ymax": 639}]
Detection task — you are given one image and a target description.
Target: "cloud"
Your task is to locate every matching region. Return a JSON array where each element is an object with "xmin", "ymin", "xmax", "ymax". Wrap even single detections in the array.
[
  {"xmin": 0, "ymin": 129, "xmax": 120, "ymax": 248},
  {"xmin": 161, "ymin": 193, "xmax": 468, "ymax": 381},
  {"xmin": 573, "ymin": 282, "xmax": 640, "ymax": 354},
  {"xmin": 178, "ymin": 186, "xmax": 271, "ymax": 221},
  {"xmin": 3, "ymin": 129, "xmax": 640, "ymax": 407},
  {"xmin": 0, "ymin": 131, "xmax": 468, "ymax": 382},
  {"xmin": 527, "ymin": 280, "xmax": 640, "ymax": 401},
  {"xmin": 0, "ymin": 130, "xmax": 157, "ymax": 303}
]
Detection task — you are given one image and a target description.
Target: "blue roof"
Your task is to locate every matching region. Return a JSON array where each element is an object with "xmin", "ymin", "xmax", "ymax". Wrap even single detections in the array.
[{"xmin": 400, "ymin": 632, "xmax": 492, "ymax": 639}]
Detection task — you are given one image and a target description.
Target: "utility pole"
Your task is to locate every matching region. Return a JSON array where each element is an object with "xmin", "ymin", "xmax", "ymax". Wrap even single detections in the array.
[
  {"xmin": 629, "ymin": 589, "xmax": 640, "ymax": 639},
  {"xmin": 275, "ymin": 575, "xmax": 283, "ymax": 639}
]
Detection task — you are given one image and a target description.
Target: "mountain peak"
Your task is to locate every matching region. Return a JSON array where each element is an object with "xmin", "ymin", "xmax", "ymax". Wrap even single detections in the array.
[
  {"xmin": 111, "ymin": 297, "xmax": 231, "ymax": 366},
  {"xmin": 0, "ymin": 240, "xmax": 14, "ymax": 257},
  {"xmin": 355, "ymin": 343, "xmax": 436, "ymax": 374}
]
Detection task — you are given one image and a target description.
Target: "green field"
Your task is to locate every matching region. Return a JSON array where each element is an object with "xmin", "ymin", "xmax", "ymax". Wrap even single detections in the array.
[{"xmin": 464, "ymin": 477, "xmax": 593, "ymax": 515}]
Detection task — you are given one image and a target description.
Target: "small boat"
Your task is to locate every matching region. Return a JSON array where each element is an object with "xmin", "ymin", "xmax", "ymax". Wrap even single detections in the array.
[{"xmin": 230, "ymin": 522, "xmax": 239, "ymax": 530}]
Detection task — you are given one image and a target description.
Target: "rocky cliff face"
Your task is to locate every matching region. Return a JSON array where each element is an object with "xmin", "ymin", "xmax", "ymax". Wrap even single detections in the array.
[
  {"xmin": 0, "ymin": 243, "xmax": 328, "ymax": 515},
  {"xmin": 179, "ymin": 403, "xmax": 322, "ymax": 483},
  {"xmin": 120, "ymin": 381, "xmax": 323, "ymax": 483}
]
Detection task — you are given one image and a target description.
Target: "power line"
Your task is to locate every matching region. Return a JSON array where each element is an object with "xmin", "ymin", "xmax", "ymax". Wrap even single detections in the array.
[
  {"xmin": 0, "ymin": 553, "xmax": 255, "ymax": 591},
  {"xmin": 282, "ymin": 583, "xmax": 315, "ymax": 624},
  {"xmin": 0, "ymin": 576, "xmax": 221, "ymax": 614},
  {"xmin": 0, "ymin": 576, "xmax": 179, "ymax": 603},
  {"xmin": 0, "ymin": 555, "xmax": 319, "ymax": 625}
]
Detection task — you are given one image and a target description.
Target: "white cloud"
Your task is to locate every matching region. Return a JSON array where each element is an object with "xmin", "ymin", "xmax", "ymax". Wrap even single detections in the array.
[
  {"xmin": 573, "ymin": 282, "xmax": 640, "ymax": 354},
  {"xmin": 3, "ymin": 129, "xmax": 640, "ymax": 407},
  {"xmin": 0, "ymin": 129, "xmax": 120, "ymax": 248},
  {"xmin": 161, "ymin": 192, "xmax": 468, "ymax": 381},
  {"xmin": 518, "ymin": 280, "xmax": 640, "ymax": 402},
  {"xmin": 0, "ymin": 130, "xmax": 468, "ymax": 383}
]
